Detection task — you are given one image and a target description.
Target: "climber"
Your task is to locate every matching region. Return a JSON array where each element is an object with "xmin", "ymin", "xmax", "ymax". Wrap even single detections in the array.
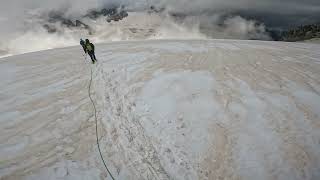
[
  {"xmin": 80, "ymin": 39, "xmax": 86, "ymax": 53},
  {"xmin": 81, "ymin": 39, "xmax": 97, "ymax": 64}
]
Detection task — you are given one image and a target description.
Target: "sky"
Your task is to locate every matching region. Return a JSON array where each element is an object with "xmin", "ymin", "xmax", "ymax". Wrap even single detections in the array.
[
  {"xmin": 1, "ymin": 0, "xmax": 320, "ymax": 28},
  {"xmin": 0, "ymin": 0, "xmax": 319, "ymax": 55},
  {"xmin": 148, "ymin": 0, "xmax": 320, "ymax": 28}
]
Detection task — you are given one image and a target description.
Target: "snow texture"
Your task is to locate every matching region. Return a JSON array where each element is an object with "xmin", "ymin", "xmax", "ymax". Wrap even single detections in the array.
[{"xmin": 1, "ymin": 40, "xmax": 320, "ymax": 180}]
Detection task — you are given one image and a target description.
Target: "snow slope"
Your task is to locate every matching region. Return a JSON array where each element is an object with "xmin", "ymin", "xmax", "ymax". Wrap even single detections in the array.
[{"xmin": 1, "ymin": 40, "xmax": 320, "ymax": 180}]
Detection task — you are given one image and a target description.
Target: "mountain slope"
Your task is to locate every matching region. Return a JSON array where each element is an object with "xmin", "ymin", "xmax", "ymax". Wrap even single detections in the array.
[{"xmin": 1, "ymin": 40, "xmax": 320, "ymax": 180}]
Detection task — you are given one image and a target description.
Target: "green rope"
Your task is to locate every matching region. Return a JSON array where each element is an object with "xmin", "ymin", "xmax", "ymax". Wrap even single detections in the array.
[{"xmin": 88, "ymin": 65, "xmax": 115, "ymax": 180}]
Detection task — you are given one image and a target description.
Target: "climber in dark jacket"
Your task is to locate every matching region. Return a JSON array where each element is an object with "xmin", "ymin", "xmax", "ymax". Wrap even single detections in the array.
[
  {"xmin": 80, "ymin": 39, "xmax": 86, "ymax": 53},
  {"xmin": 81, "ymin": 39, "xmax": 97, "ymax": 64}
]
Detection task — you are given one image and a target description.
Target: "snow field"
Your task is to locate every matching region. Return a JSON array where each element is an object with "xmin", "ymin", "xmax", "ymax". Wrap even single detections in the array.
[
  {"xmin": 91, "ymin": 40, "xmax": 320, "ymax": 180},
  {"xmin": 1, "ymin": 40, "xmax": 320, "ymax": 180}
]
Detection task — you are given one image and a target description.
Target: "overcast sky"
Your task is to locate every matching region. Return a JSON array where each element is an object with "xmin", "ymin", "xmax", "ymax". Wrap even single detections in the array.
[
  {"xmin": 0, "ymin": 0, "xmax": 319, "ymax": 54},
  {"xmin": 150, "ymin": 0, "xmax": 320, "ymax": 28},
  {"xmin": 0, "ymin": 0, "xmax": 319, "ymax": 35}
]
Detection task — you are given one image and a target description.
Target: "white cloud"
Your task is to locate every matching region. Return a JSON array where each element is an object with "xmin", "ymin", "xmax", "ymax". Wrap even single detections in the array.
[{"xmin": 0, "ymin": 0, "xmax": 319, "ymax": 55}]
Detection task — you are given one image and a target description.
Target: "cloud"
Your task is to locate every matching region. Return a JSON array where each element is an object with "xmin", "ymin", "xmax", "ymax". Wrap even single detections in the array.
[
  {"xmin": 0, "ymin": 0, "xmax": 319, "ymax": 55},
  {"xmin": 1, "ymin": 0, "xmax": 319, "ymax": 32},
  {"xmin": 147, "ymin": 0, "xmax": 320, "ymax": 27},
  {"xmin": 147, "ymin": 0, "xmax": 320, "ymax": 13}
]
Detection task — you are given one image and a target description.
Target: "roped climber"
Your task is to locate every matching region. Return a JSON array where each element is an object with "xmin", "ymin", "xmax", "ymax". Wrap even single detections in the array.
[{"xmin": 80, "ymin": 38, "xmax": 97, "ymax": 64}]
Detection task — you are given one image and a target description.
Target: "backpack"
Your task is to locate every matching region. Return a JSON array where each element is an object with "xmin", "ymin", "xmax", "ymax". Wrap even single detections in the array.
[{"xmin": 86, "ymin": 43, "xmax": 93, "ymax": 52}]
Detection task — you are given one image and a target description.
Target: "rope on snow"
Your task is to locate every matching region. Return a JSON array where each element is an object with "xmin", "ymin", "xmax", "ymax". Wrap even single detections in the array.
[{"xmin": 87, "ymin": 56, "xmax": 115, "ymax": 180}]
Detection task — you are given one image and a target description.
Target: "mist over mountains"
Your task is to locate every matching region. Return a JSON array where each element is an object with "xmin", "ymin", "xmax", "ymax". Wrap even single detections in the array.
[{"xmin": 0, "ymin": 0, "xmax": 320, "ymax": 56}]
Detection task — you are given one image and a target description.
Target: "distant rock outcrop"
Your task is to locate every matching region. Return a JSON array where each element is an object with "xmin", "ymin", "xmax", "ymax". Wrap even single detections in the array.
[
  {"xmin": 43, "ymin": 11, "xmax": 93, "ymax": 34},
  {"xmin": 106, "ymin": 10, "xmax": 128, "ymax": 23},
  {"xmin": 41, "ymin": 7, "xmax": 129, "ymax": 35},
  {"xmin": 85, "ymin": 8, "xmax": 118, "ymax": 19},
  {"xmin": 281, "ymin": 24, "xmax": 320, "ymax": 42},
  {"xmin": 84, "ymin": 6, "xmax": 128, "ymax": 23}
]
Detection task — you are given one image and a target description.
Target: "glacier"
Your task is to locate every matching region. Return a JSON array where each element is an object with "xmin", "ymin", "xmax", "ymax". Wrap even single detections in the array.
[{"xmin": 0, "ymin": 40, "xmax": 320, "ymax": 180}]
